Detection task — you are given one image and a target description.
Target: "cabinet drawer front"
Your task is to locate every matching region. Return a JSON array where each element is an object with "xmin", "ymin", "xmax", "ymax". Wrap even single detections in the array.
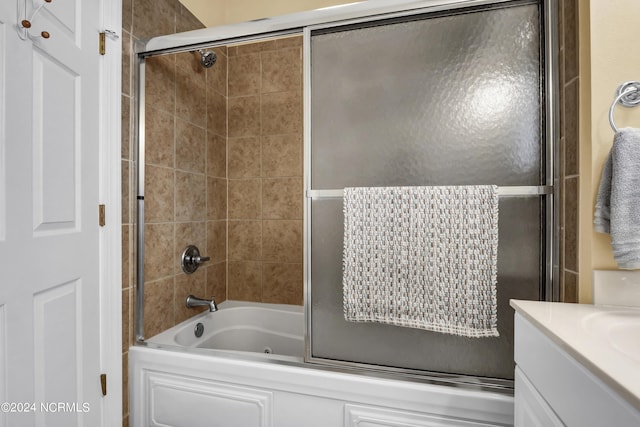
[{"xmin": 515, "ymin": 314, "xmax": 640, "ymax": 426}]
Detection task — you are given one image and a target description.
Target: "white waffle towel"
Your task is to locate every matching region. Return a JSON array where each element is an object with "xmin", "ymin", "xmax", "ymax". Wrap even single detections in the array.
[{"xmin": 342, "ymin": 186, "xmax": 499, "ymax": 338}]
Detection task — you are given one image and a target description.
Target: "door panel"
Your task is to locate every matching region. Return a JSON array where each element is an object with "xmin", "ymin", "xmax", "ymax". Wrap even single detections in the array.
[
  {"xmin": 308, "ymin": 3, "xmax": 544, "ymax": 381},
  {"xmin": 0, "ymin": 0, "xmax": 103, "ymax": 426},
  {"xmin": 0, "ymin": 18, "xmax": 5, "ymax": 242},
  {"xmin": 32, "ymin": 48, "xmax": 79, "ymax": 234},
  {"xmin": 43, "ymin": 0, "xmax": 79, "ymax": 43},
  {"xmin": 0, "ymin": 304, "xmax": 5, "ymax": 426},
  {"xmin": 33, "ymin": 280, "xmax": 81, "ymax": 427}
]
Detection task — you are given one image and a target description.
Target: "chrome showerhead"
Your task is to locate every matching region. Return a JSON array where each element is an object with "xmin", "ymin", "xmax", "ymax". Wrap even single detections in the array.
[{"xmin": 197, "ymin": 49, "xmax": 217, "ymax": 68}]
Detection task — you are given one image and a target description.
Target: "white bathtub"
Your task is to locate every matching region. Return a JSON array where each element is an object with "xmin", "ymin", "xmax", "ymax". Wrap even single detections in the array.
[
  {"xmin": 130, "ymin": 301, "xmax": 514, "ymax": 427},
  {"xmin": 149, "ymin": 300, "xmax": 304, "ymax": 360}
]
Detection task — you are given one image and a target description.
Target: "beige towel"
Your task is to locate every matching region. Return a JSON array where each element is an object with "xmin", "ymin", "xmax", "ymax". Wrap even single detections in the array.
[{"xmin": 342, "ymin": 186, "xmax": 499, "ymax": 338}]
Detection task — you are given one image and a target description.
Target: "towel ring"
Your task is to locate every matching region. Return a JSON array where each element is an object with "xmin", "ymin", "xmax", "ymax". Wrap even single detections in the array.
[{"xmin": 609, "ymin": 81, "xmax": 640, "ymax": 133}]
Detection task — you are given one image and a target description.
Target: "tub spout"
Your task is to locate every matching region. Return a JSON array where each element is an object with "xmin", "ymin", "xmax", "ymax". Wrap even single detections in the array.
[{"xmin": 185, "ymin": 295, "xmax": 218, "ymax": 312}]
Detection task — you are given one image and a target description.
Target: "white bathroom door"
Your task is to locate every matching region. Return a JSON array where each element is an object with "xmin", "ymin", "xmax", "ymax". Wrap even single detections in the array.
[{"xmin": 0, "ymin": 0, "xmax": 104, "ymax": 426}]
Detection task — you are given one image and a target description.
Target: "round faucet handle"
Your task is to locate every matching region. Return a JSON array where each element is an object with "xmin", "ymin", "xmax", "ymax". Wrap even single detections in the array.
[{"xmin": 181, "ymin": 245, "xmax": 210, "ymax": 274}]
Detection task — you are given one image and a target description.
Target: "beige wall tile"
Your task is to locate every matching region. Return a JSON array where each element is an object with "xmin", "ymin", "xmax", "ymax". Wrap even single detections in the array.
[
  {"xmin": 563, "ymin": 271, "xmax": 578, "ymax": 303},
  {"xmin": 262, "ymin": 263, "xmax": 303, "ymax": 305},
  {"xmin": 216, "ymin": 46, "xmax": 228, "ymax": 57},
  {"xmin": 177, "ymin": 3, "xmax": 205, "ymax": 33},
  {"xmin": 175, "ymin": 270, "xmax": 207, "ymax": 323},
  {"xmin": 145, "ymin": 54, "xmax": 175, "ymax": 114},
  {"xmin": 121, "ymin": 95, "xmax": 131, "ymax": 159},
  {"xmin": 564, "ymin": 78, "xmax": 579, "ymax": 176},
  {"xmin": 228, "ymin": 220, "xmax": 262, "ymax": 261},
  {"xmin": 563, "ymin": 0, "xmax": 578, "ymax": 81},
  {"xmin": 207, "ymin": 48, "xmax": 228, "ymax": 97},
  {"xmin": 176, "ymin": 53, "xmax": 207, "ymax": 127},
  {"xmin": 122, "ymin": 0, "xmax": 132, "ymax": 33},
  {"xmin": 228, "ymin": 179, "xmax": 261, "ymax": 219},
  {"xmin": 207, "ymin": 220, "xmax": 227, "ymax": 263},
  {"xmin": 263, "ymin": 220, "xmax": 303, "ymax": 263},
  {"xmin": 224, "ymin": 37, "xmax": 305, "ymax": 305},
  {"xmin": 176, "ymin": 89, "xmax": 207, "ymax": 130},
  {"xmin": 261, "ymin": 48, "xmax": 301, "ymax": 93},
  {"xmin": 228, "ymin": 261, "xmax": 262, "ymax": 301},
  {"xmin": 207, "ymin": 177, "xmax": 228, "ymax": 220},
  {"xmin": 176, "ymin": 119, "xmax": 206, "ymax": 173},
  {"xmin": 228, "ymin": 95, "xmax": 260, "ymax": 137},
  {"xmin": 559, "ymin": 194, "xmax": 566, "ymax": 282},
  {"xmin": 228, "ymin": 137, "xmax": 261, "ymax": 178},
  {"xmin": 132, "ymin": 0, "xmax": 176, "ymax": 39},
  {"xmin": 122, "ymin": 32, "xmax": 132, "ymax": 98},
  {"xmin": 565, "ymin": 177, "xmax": 578, "ymax": 272},
  {"xmin": 263, "ymin": 177, "xmax": 302, "ymax": 220},
  {"xmin": 228, "ymin": 53, "xmax": 261, "ymax": 97},
  {"xmin": 144, "ymin": 223, "xmax": 174, "ymax": 282},
  {"xmin": 276, "ymin": 36, "xmax": 302, "ymax": 49},
  {"xmin": 143, "ymin": 277, "xmax": 174, "ymax": 337},
  {"xmin": 262, "ymin": 91, "xmax": 302, "ymax": 135},
  {"xmin": 262, "ymin": 134, "xmax": 302, "ymax": 177},
  {"xmin": 232, "ymin": 40, "xmax": 277, "ymax": 56},
  {"xmin": 125, "ymin": 2, "xmax": 208, "ymax": 425},
  {"xmin": 206, "ymin": 262, "xmax": 227, "ymax": 303},
  {"xmin": 145, "ymin": 107, "xmax": 174, "ymax": 168},
  {"xmin": 207, "ymin": 133, "xmax": 227, "ymax": 178},
  {"xmin": 206, "ymin": 91, "xmax": 227, "ymax": 136},
  {"xmin": 121, "ymin": 160, "xmax": 130, "ymax": 224},
  {"xmin": 122, "ymin": 225, "xmax": 131, "ymax": 289},
  {"xmin": 144, "ymin": 166, "xmax": 174, "ymax": 223},
  {"xmin": 557, "ymin": 0, "xmax": 564, "ymax": 51},
  {"xmin": 122, "ymin": 288, "xmax": 130, "ymax": 351},
  {"xmin": 175, "ymin": 172, "xmax": 206, "ymax": 221},
  {"xmin": 134, "ymin": 34, "xmax": 310, "ymax": 326}
]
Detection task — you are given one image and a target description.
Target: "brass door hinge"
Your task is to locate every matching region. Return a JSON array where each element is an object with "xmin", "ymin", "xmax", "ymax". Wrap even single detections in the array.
[
  {"xmin": 99, "ymin": 30, "xmax": 119, "ymax": 55},
  {"xmin": 99, "ymin": 204, "xmax": 106, "ymax": 227},
  {"xmin": 100, "ymin": 373, "xmax": 107, "ymax": 396},
  {"xmin": 99, "ymin": 32, "xmax": 106, "ymax": 55}
]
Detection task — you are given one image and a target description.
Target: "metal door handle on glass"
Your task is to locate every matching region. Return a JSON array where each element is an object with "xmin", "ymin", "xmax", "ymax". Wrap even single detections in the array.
[{"xmin": 181, "ymin": 245, "xmax": 210, "ymax": 274}]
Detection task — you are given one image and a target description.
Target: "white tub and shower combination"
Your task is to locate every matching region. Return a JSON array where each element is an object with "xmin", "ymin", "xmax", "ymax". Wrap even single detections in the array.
[
  {"xmin": 130, "ymin": 301, "xmax": 514, "ymax": 426},
  {"xmin": 130, "ymin": 0, "xmax": 557, "ymax": 425}
]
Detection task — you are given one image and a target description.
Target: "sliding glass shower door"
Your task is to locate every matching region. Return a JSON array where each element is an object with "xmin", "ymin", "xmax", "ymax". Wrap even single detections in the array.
[{"xmin": 306, "ymin": 0, "xmax": 554, "ymax": 385}]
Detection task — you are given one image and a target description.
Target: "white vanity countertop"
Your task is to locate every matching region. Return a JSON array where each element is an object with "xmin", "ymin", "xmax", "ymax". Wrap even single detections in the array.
[{"xmin": 510, "ymin": 300, "xmax": 640, "ymax": 411}]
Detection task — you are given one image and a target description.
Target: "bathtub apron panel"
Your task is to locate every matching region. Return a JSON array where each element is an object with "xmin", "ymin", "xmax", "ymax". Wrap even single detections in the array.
[{"xmin": 130, "ymin": 346, "xmax": 515, "ymax": 427}]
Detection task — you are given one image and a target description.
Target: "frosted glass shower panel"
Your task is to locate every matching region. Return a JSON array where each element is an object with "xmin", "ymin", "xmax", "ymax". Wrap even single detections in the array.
[
  {"xmin": 308, "ymin": 2, "xmax": 546, "ymax": 381},
  {"xmin": 310, "ymin": 198, "xmax": 541, "ymax": 379},
  {"xmin": 310, "ymin": 3, "xmax": 541, "ymax": 188}
]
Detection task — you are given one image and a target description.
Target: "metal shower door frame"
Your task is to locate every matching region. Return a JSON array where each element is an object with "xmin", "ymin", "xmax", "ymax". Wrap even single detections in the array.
[
  {"xmin": 302, "ymin": 0, "xmax": 559, "ymax": 390},
  {"xmin": 130, "ymin": 0, "xmax": 559, "ymax": 389}
]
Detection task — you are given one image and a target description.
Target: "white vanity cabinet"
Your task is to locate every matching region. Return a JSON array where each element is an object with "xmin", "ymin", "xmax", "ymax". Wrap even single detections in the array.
[
  {"xmin": 514, "ymin": 367, "xmax": 563, "ymax": 427},
  {"xmin": 512, "ymin": 301, "xmax": 640, "ymax": 427}
]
